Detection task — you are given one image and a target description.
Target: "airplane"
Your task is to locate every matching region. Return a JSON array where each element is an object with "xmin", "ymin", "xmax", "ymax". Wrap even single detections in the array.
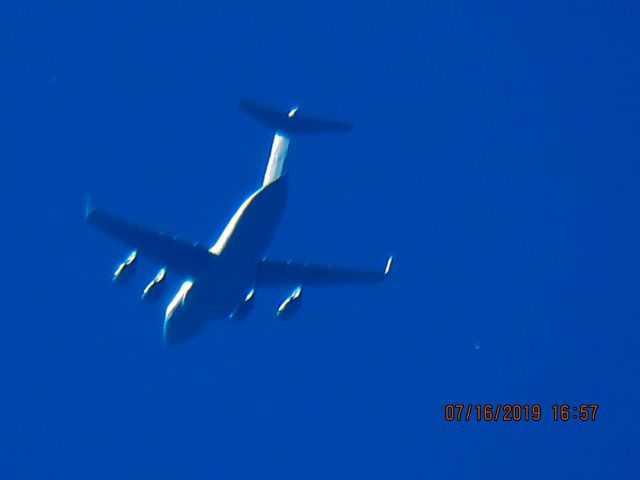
[{"xmin": 86, "ymin": 100, "xmax": 393, "ymax": 346}]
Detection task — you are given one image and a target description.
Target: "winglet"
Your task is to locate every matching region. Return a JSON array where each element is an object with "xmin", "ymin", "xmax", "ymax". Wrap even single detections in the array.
[
  {"xmin": 384, "ymin": 255, "xmax": 394, "ymax": 276},
  {"xmin": 84, "ymin": 194, "xmax": 95, "ymax": 221}
]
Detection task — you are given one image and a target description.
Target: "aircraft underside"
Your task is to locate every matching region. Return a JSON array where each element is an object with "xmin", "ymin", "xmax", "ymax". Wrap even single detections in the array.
[{"xmin": 86, "ymin": 101, "xmax": 391, "ymax": 345}]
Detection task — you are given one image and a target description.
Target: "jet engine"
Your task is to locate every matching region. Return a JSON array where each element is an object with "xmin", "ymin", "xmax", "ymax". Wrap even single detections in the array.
[
  {"xmin": 113, "ymin": 250, "xmax": 138, "ymax": 284},
  {"xmin": 141, "ymin": 268, "xmax": 167, "ymax": 302},
  {"xmin": 277, "ymin": 286, "xmax": 303, "ymax": 319},
  {"xmin": 230, "ymin": 288, "xmax": 255, "ymax": 322}
]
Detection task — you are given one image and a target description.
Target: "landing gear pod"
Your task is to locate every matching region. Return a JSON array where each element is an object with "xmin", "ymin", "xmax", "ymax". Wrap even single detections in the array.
[
  {"xmin": 277, "ymin": 286, "xmax": 303, "ymax": 319},
  {"xmin": 113, "ymin": 250, "xmax": 138, "ymax": 284},
  {"xmin": 164, "ymin": 280, "xmax": 194, "ymax": 322},
  {"xmin": 141, "ymin": 268, "xmax": 167, "ymax": 302}
]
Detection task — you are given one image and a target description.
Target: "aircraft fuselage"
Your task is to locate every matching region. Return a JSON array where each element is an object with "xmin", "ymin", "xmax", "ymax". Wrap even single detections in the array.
[{"xmin": 163, "ymin": 176, "xmax": 288, "ymax": 344}]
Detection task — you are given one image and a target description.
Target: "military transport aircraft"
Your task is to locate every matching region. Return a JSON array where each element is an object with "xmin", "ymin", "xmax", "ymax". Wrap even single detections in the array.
[{"xmin": 86, "ymin": 100, "xmax": 393, "ymax": 345}]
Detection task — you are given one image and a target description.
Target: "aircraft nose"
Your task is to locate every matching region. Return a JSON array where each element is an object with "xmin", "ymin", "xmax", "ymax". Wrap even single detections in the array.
[{"xmin": 163, "ymin": 314, "xmax": 201, "ymax": 347}]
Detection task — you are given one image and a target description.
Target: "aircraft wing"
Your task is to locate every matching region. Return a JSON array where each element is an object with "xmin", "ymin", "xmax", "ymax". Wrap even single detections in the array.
[
  {"xmin": 257, "ymin": 256, "xmax": 393, "ymax": 286},
  {"xmin": 86, "ymin": 208, "xmax": 217, "ymax": 277}
]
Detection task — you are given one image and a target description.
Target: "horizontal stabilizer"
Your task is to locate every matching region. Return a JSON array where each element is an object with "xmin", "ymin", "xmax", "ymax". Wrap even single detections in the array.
[{"xmin": 239, "ymin": 100, "xmax": 354, "ymax": 134}]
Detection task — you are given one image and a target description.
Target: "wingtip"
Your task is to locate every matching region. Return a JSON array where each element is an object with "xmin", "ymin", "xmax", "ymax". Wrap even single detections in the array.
[
  {"xmin": 384, "ymin": 255, "xmax": 394, "ymax": 276},
  {"xmin": 84, "ymin": 195, "xmax": 94, "ymax": 221}
]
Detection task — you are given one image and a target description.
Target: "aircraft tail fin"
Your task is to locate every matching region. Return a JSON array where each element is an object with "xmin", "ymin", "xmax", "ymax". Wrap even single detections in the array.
[
  {"xmin": 240, "ymin": 100, "xmax": 353, "ymax": 186},
  {"xmin": 239, "ymin": 100, "xmax": 354, "ymax": 135}
]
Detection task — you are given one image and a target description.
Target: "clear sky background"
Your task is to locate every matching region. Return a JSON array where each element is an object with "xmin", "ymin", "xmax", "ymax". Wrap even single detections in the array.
[{"xmin": 2, "ymin": 1, "xmax": 639, "ymax": 478}]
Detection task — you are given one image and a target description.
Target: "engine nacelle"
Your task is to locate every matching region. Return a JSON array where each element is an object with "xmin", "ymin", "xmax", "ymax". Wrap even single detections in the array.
[
  {"xmin": 113, "ymin": 250, "xmax": 138, "ymax": 284},
  {"xmin": 141, "ymin": 268, "xmax": 167, "ymax": 302},
  {"xmin": 277, "ymin": 286, "xmax": 303, "ymax": 320},
  {"xmin": 230, "ymin": 288, "xmax": 255, "ymax": 322}
]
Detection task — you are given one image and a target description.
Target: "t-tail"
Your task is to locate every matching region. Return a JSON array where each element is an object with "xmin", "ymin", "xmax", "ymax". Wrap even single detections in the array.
[{"xmin": 239, "ymin": 100, "xmax": 354, "ymax": 186}]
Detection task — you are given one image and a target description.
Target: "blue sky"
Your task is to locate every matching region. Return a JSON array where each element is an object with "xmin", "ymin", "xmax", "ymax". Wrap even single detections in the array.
[{"xmin": 2, "ymin": 1, "xmax": 639, "ymax": 478}]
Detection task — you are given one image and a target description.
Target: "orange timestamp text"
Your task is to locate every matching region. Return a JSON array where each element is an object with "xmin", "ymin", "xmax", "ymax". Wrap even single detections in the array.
[{"xmin": 444, "ymin": 404, "xmax": 599, "ymax": 422}]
